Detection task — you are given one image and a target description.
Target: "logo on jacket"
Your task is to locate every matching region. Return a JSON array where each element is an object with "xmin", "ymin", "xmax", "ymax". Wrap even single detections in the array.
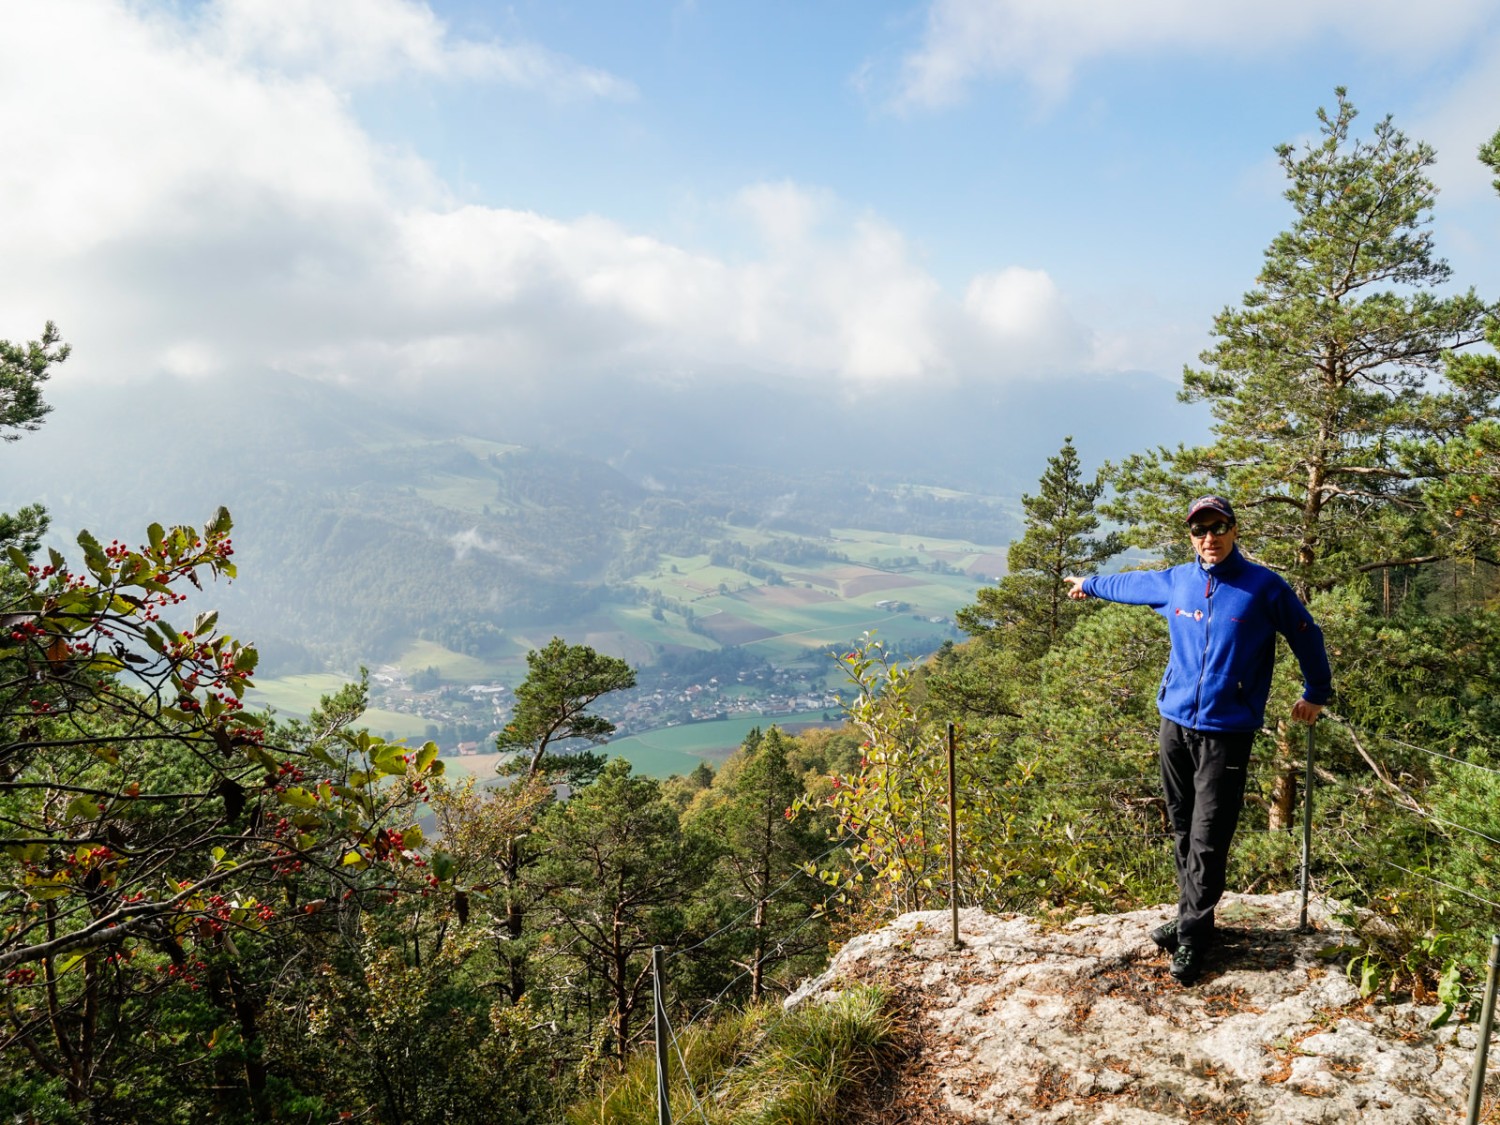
[{"xmin": 1174, "ymin": 608, "xmax": 1204, "ymax": 622}]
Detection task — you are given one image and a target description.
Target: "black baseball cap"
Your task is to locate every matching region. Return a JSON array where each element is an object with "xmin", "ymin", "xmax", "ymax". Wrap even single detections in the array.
[{"xmin": 1186, "ymin": 495, "xmax": 1236, "ymax": 524}]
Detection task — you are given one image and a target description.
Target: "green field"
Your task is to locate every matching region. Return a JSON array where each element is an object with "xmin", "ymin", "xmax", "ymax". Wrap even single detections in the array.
[
  {"xmin": 246, "ymin": 673, "xmax": 356, "ymax": 717},
  {"xmin": 246, "ymin": 674, "xmax": 461, "ymax": 743},
  {"xmin": 247, "ymin": 524, "xmax": 1002, "ymax": 763},
  {"xmin": 396, "ymin": 639, "xmax": 505, "ymax": 682},
  {"xmin": 443, "ymin": 712, "xmax": 839, "ymax": 781},
  {"xmin": 359, "ymin": 709, "xmax": 434, "ymax": 741}
]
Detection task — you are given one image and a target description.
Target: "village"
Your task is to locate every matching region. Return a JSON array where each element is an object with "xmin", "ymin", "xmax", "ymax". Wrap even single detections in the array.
[{"xmin": 364, "ymin": 660, "xmax": 846, "ymax": 757}]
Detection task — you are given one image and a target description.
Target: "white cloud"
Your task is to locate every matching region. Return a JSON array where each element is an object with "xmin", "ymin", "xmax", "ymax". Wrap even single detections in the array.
[
  {"xmin": 449, "ymin": 527, "xmax": 525, "ymax": 562},
  {"xmin": 0, "ymin": 0, "xmax": 1107, "ymax": 400},
  {"xmin": 202, "ymin": 0, "xmax": 636, "ymax": 97},
  {"xmin": 1410, "ymin": 40, "xmax": 1500, "ymax": 204},
  {"xmin": 894, "ymin": 0, "xmax": 1498, "ymax": 109},
  {"xmin": 962, "ymin": 267, "xmax": 1092, "ymax": 373}
]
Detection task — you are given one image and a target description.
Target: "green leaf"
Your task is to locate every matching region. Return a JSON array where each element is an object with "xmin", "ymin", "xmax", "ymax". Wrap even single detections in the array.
[
  {"xmin": 192, "ymin": 610, "xmax": 218, "ymax": 636},
  {"xmin": 307, "ymin": 744, "xmax": 337, "ymax": 768},
  {"xmin": 373, "ymin": 746, "xmax": 408, "ymax": 776},
  {"xmin": 24, "ymin": 873, "xmax": 73, "ymax": 901},
  {"xmin": 401, "ymin": 825, "xmax": 425, "ymax": 850},
  {"xmin": 415, "ymin": 742, "xmax": 439, "ymax": 773},
  {"xmin": 147, "ymin": 523, "xmax": 165, "ymax": 553},
  {"xmin": 5, "ymin": 546, "xmax": 27, "ymax": 571},
  {"xmin": 2, "ymin": 842, "xmax": 47, "ymax": 864},
  {"xmin": 278, "ymin": 787, "xmax": 317, "ymax": 809},
  {"xmin": 430, "ymin": 850, "xmax": 456, "ymax": 883},
  {"xmin": 1358, "ymin": 959, "xmax": 1381, "ymax": 999},
  {"xmin": 65, "ymin": 795, "xmax": 102, "ymax": 822},
  {"xmin": 76, "ymin": 529, "xmax": 108, "ymax": 578}
]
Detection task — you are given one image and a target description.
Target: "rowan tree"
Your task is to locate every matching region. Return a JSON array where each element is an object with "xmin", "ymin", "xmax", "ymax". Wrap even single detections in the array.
[{"xmin": 0, "ymin": 519, "xmax": 460, "ymax": 1119}]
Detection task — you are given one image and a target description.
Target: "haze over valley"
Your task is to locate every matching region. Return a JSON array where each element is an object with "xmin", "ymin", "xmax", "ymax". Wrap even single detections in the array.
[{"xmin": 3, "ymin": 367, "xmax": 1197, "ymax": 771}]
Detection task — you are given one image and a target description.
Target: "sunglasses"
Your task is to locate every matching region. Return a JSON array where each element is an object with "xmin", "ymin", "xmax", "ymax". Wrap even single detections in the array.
[{"xmin": 1189, "ymin": 521, "xmax": 1234, "ymax": 538}]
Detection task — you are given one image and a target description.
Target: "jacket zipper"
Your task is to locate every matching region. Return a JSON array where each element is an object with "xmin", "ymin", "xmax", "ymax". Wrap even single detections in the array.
[{"xmin": 1194, "ymin": 571, "xmax": 1214, "ymax": 724}]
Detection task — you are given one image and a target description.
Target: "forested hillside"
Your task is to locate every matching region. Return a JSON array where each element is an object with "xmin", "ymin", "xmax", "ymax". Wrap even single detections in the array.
[{"xmin": 1, "ymin": 95, "xmax": 1498, "ymax": 1125}]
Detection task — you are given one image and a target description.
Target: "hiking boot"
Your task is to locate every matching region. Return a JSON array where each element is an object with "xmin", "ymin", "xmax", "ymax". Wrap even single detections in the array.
[
  {"xmin": 1168, "ymin": 941, "xmax": 1207, "ymax": 986},
  {"xmin": 1149, "ymin": 920, "xmax": 1179, "ymax": 954}
]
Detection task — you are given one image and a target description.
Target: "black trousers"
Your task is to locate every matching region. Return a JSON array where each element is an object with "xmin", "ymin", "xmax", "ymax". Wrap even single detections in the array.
[{"xmin": 1159, "ymin": 718, "xmax": 1256, "ymax": 942}]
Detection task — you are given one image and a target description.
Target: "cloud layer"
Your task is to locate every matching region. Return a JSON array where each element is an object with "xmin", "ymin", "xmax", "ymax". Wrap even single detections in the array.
[
  {"xmin": 894, "ymin": 0, "xmax": 1500, "ymax": 108},
  {"xmin": 0, "ymin": 0, "xmax": 1099, "ymax": 397}
]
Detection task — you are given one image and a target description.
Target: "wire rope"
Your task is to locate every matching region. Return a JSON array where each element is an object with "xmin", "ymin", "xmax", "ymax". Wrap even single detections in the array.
[
  {"xmin": 667, "ymin": 837, "xmax": 847, "ymax": 963},
  {"xmin": 662, "ymin": 1007, "xmax": 714, "ymax": 1125},
  {"xmin": 1367, "ymin": 732, "xmax": 1500, "ymax": 780},
  {"xmin": 1327, "ymin": 832, "xmax": 1500, "ymax": 916}
]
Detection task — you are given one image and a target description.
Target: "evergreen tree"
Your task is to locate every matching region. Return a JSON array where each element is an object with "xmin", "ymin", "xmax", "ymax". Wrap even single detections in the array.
[
  {"xmin": 1420, "ymin": 124, "xmax": 1500, "ymax": 565},
  {"xmin": 1110, "ymin": 90, "xmax": 1494, "ymax": 600},
  {"xmin": 491, "ymin": 637, "xmax": 638, "ymax": 1002},
  {"xmin": 690, "ymin": 727, "xmax": 830, "ymax": 1002},
  {"xmin": 957, "ymin": 438, "xmax": 1121, "ymax": 660},
  {"xmin": 942, "ymin": 438, "xmax": 1123, "ymax": 721},
  {"xmin": 0, "ymin": 323, "xmax": 67, "ymax": 561},
  {"xmin": 1103, "ymin": 92, "xmax": 1500, "ymax": 831},
  {"xmin": 0, "ymin": 321, "xmax": 66, "ymax": 441},
  {"xmin": 529, "ymin": 759, "xmax": 706, "ymax": 1064},
  {"xmin": 496, "ymin": 636, "xmax": 637, "ymax": 784}
]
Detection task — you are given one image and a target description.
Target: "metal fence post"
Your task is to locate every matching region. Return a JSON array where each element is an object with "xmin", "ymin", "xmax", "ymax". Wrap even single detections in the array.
[
  {"xmin": 653, "ymin": 945, "xmax": 672, "ymax": 1125},
  {"xmin": 947, "ymin": 722, "xmax": 963, "ymax": 950},
  {"xmin": 1466, "ymin": 934, "xmax": 1500, "ymax": 1125},
  {"xmin": 1298, "ymin": 721, "xmax": 1316, "ymax": 932}
]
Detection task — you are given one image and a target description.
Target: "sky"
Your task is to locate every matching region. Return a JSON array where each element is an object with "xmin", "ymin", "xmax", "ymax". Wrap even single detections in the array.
[{"xmin": 2, "ymin": 0, "xmax": 1499, "ymax": 444}]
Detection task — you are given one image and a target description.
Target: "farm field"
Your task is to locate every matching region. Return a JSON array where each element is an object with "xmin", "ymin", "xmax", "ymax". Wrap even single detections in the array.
[
  {"xmin": 247, "ymin": 523, "xmax": 1005, "ymax": 763},
  {"xmin": 443, "ymin": 711, "xmax": 840, "ymax": 782}
]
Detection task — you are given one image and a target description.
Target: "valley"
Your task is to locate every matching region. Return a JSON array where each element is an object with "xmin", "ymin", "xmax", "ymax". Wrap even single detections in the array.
[{"xmin": 247, "ymin": 523, "xmax": 1007, "ymax": 776}]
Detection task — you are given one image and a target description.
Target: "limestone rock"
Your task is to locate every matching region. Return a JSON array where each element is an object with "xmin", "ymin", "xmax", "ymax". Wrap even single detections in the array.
[{"xmin": 785, "ymin": 892, "xmax": 1493, "ymax": 1123}]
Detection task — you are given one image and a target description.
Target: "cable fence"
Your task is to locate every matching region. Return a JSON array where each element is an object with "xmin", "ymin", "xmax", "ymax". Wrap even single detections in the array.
[
  {"xmin": 1291, "ymin": 718, "xmax": 1499, "ymax": 1124},
  {"xmin": 636, "ymin": 714, "xmax": 1499, "ymax": 1123}
]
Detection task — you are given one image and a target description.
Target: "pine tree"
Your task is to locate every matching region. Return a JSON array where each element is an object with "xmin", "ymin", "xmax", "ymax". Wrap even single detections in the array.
[
  {"xmin": 956, "ymin": 437, "xmax": 1122, "ymax": 661},
  {"xmin": 1111, "ymin": 90, "xmax": 1494, "ymax": 600},
  {"xmin": 693, "ymin": 727, "xmax": 830, "ymax": 1001}
]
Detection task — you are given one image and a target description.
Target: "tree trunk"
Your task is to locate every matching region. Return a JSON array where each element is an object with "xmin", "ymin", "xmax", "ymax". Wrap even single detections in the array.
[
  {"xmin": 224, "ymin": 963, "xmax": 271, "ymax": 1122},
  {"xmin": 611, "ymin": 914, "xmax": 629, "ymax": 1066},
  {"xmin": 750, "ymin": 897, "xmax": 766, "ymax": 1003},
  {"xmin": 504, "ymin": 836, "xmax": 526, "ymax": 1003},
  {"xmin": 1267, "ymin": 722, "xmax": 1297, "ymax": 831}
]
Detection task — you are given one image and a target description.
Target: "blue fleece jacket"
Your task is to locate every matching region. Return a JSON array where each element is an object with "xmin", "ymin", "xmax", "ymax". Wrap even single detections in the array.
[{"xmin": 1081, "ymin": 546, "xmax": 1332, "ymax": 732}]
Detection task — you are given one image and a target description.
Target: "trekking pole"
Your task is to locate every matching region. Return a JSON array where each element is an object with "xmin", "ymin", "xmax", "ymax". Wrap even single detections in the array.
[
  {"xmin": 1466, "ymin": 933, "xmax": 1499, "ymax": 1125},
  {"xmin": 1298, "ymin": 721, "xmax": 1315, "ymax": 932}
]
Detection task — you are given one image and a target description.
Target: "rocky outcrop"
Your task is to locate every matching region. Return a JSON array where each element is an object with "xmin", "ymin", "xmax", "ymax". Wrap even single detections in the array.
[{"xmin": 787, "ymin": 892, "xmax": 1496, "ymax": 1123}]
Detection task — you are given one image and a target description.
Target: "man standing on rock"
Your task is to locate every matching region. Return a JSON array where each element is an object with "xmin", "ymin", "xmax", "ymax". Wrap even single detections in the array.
[{"xmin": 1063, "ymin": 496, "xmax": 1331, "ymax": 985}]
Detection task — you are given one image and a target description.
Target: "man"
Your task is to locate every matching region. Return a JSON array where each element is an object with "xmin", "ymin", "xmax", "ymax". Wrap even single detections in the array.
[{"xmin": 1063, "ymin": 496, "xmax": 1331, "ymax": 985}]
